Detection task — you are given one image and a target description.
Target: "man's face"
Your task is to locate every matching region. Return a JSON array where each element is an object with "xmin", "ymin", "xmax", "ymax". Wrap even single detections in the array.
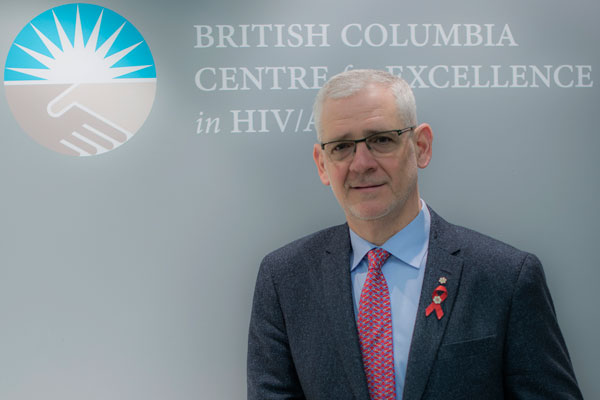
[{"xmin": 313, "ymin": 84, "xmax": 432, "ymax": 229}]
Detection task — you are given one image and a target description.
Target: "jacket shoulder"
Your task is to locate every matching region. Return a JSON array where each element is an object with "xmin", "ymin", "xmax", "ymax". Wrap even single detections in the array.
[{"xmin": 430, "ymin": 208, "xmax": 536, "ymax": 269}]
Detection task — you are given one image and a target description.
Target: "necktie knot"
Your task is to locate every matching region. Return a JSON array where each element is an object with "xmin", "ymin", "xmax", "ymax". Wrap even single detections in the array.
[{"xmin": 367, "ymin": 248, "xmax": 391, "ymax": 272}]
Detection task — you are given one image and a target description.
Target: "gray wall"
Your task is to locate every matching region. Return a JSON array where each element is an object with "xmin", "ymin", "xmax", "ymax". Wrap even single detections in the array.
[{"xmin": 1, "ymin": 0, "xmax": 598, "ymax": 398}]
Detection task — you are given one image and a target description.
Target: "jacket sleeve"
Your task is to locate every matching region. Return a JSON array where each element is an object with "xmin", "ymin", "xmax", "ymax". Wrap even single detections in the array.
[
  {"xmin": 503, "ymin": 253, "xmax": 583, "ymax": 399},
  {"xmin": 247, "ymin": 257, "xmax": 306, "ymax": 400}
]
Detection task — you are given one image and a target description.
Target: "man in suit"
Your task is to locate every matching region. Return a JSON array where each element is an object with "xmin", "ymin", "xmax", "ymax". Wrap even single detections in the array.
[{"xmin": 247, "ymin": 69, "xmax": 582, "ymax": 399}]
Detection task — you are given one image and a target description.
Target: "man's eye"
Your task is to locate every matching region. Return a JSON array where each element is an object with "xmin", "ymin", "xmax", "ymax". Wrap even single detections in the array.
[
  {"xmin": 331, "ymin": 142, "xmax": 353, "ymax": 153},
  {"xmin": 370, "ymin": 135, "xmax": 394, "ymax": 144}
]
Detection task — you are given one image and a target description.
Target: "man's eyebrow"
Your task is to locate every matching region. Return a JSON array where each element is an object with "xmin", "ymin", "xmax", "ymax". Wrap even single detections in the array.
[
  {"xmin": 331, "ymin": 132, "xmax": 356, "ymax": 140},
  {"xmin": 322, "ymin": 132, "xmax": 354, "ymax": 142},
  {"xmin": 364, "ymin": 128, "xmax": 390, "ymax": 135},
  {"xmin": 328, "ymin": 129, "xmax": 391, "ymax": 141}
]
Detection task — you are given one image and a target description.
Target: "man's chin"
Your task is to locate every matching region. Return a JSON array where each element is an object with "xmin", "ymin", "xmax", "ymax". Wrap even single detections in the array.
[{"xmin": 346, "ymin": 204, "xmax": 393, "ymax": 222}]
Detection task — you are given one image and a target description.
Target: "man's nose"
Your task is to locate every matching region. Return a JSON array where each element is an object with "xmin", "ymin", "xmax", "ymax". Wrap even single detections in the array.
[{"xmin": 349, "ymin": 141, "xmax": 378, "ymax": 172}]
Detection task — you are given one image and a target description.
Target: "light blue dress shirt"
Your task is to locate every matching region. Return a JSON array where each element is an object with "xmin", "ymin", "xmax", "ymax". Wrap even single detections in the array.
[{"xmin": 349, "ymin": 200, "xmax": 430, "ymax": 399}]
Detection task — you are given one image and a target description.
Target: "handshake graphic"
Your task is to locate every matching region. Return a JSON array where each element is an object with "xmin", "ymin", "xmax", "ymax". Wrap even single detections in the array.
[{"xmin": 6, "ymin": 81, "xmax": 156, "ymax": 156}]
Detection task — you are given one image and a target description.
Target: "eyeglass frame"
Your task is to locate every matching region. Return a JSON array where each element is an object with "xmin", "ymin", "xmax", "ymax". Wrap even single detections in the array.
[{"xmin": 319, "ymin": 126, "xmax": 416, "ymax": 160}]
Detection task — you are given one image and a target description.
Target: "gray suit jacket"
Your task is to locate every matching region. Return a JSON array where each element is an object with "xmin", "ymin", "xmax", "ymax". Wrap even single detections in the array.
[{"xmin": 247, "ymin": 209, "xmax": 582, "ymax": 399}]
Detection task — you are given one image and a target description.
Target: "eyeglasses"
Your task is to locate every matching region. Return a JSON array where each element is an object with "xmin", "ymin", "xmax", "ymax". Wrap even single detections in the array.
[{"xmin": 320, "ymin": 126, "xmax": 415, "ymax": 162}]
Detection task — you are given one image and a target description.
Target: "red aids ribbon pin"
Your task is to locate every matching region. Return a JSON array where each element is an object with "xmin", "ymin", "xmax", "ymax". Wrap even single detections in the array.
[{"xmin": 425, "ymin": 285, "xmax": 448, "ymax": 320}]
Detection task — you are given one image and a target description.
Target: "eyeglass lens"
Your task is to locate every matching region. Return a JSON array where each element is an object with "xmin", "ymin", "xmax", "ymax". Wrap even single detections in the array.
[{"xmin": 324, "ymin": 131, "xmax": 401, "ymax": 161}]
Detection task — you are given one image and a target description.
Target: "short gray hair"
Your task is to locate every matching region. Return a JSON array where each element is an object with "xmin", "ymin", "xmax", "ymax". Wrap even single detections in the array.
[{"xmin": 313, "ymin": 69, "xmax": 417, "ymax": 140}]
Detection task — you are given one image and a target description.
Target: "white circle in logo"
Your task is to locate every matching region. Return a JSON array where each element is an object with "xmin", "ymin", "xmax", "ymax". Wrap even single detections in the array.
[{"xmin": 4, "ymin": 4, "xmax": 157, "ymax": 156}]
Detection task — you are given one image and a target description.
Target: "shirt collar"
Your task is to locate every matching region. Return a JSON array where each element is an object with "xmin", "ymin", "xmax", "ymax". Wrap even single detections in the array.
[{"xmin": 349, "ymin": 199, "xmax": 431, "ymax": 271}]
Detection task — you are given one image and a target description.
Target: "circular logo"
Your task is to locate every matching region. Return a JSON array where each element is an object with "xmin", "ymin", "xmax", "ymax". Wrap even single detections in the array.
[{"xmin": 4, "ymin": 4, "xmax": 156, "ymax": 156}]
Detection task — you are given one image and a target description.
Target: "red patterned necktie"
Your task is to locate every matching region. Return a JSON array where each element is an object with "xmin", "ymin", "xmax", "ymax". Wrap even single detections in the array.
[{"xmin": 357, "ymin": 248, "xmax": 396, "ymax": 400}]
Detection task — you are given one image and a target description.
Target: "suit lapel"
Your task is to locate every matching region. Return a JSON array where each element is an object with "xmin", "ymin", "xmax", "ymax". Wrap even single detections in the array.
[
  {"xmin": 403, "ymin": 209, "xmax": 464, "ymax": 400},
  {"xmin": 317, "ymin": 225, "xmax": 370, "ymax": 400}
]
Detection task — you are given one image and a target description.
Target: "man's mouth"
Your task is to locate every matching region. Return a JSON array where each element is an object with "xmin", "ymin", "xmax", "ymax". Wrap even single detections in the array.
[{"xmin": 350, "ymin": 183, "xmax": 384, "ymax": 190}]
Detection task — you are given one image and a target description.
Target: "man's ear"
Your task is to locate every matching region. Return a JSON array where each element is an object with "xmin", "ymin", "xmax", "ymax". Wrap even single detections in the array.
[
  {"xmin": 313, "ymin": 143, "xmax": 331, "ymax": 186},
  {"xmin": 414, "ymin": 123, "xmax": 433, "ymax": 169}
]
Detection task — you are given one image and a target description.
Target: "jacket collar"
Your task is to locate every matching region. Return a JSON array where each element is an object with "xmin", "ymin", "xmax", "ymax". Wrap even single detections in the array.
[
  {"xmin": 317, "ymin": 224, "xmax": 371, "ymax": 400},
  {"xmin": 403, "ymin": 207, "xmax": 464, "ymax": 400}
]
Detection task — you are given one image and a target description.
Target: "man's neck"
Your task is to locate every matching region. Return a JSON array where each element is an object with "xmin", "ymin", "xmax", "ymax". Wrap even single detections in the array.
[{"xmin": 347, "ymin": 200, "xmax": 422, "ymax": 246}]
